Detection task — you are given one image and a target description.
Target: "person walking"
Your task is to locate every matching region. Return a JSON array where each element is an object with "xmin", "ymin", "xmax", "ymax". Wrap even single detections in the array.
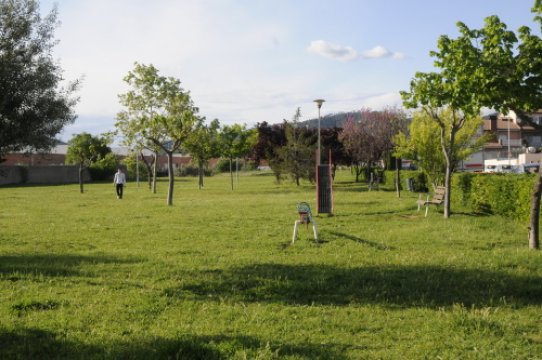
[{"xmin": 113, "ymin": 168, "xmax": 127, "ymax": 199}]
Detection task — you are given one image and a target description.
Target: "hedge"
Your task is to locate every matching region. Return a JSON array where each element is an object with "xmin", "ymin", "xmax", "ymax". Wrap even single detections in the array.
[
  {"xmin": 383, "ymin": 170, "xmax": 537, "ymax": 221},
  {"xmin": 452, "ymin": 172, "xmax": 536, "ymax": 221}
]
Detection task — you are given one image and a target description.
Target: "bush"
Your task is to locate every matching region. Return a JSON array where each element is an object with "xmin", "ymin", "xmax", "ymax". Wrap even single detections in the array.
[
  {"xmin": 452, "ymin": 173, "xmax": 536, "ymax": 220},
  {"xmin": 213, "ymin": 159, "xmax": 232, "ymax": 173},
  {"xmin": 176, "ymin": 165, "xmax": 212, "ymax": 177},
  {"xmin": 89, "ymin": 153, "xmax": 117, "ymax": 181},
  {"xmin": 383, "ymin": 170, "xmax": 428, "ymax": 192},
  {"xmin": 213, "ymin": 159, "xmax": 255, "ymax": 174},
  {"xmin": 122, "ymin": 155, "xmax": 149, "ymax": 180},
  {"xmin": 452, "ymin": 172, "xmax": 476, "ymax": 206}
]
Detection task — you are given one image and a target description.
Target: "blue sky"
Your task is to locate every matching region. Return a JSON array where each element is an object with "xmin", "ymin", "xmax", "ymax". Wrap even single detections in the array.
[{"xmin": 40, "ymin": 0, "xmax": 539, "ymax": 141}]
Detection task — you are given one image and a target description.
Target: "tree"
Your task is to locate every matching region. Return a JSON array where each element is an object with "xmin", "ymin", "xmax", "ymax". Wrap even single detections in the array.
[
  {"xmin": 0, "ymin": 0, "xmax": 79, "ymax": 160},
  {"xmin": 339, "ymin": 108, "xmax": 407, "ymax": 184},
  {"xmin": 401, "ymin": 3, "xmax": 542, "ymax": 246},
  {"xmin": 276, "ymin": 108, "xmax": 316, "ymax": 186},
  {"xmin": 253, "ymin": 121, "xmax": 287, "ymax": 183},
  {"xmin": 117, "ymin": 63, "xmax": 198, "ymax": 206},
  {"xmin": 394, "ymin": 109, "xmax": 488, "ymax": 189},
  {"xmin": 184, "ymin": 118, "xmax": 221, "ymax": 189},
  {"xmin": 219, "ymin": 123, "xmax": 256, "ymax": 190},
  {"xmin": 401, "ymin": 19, "xmax": 488, "ymax": 218},
  {"xmin": 115, "ymin": 120, "xmax": 160, "ymax": 193},
  {"xmin": 320, "ymin": 127, "xmax": 351, "ymax": 180},
  {"xmin": 65, "ymin": 133, "xmax": 112, "ymax": 193}
]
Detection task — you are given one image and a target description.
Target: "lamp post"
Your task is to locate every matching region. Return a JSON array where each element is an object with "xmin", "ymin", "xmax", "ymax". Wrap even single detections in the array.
[
  {"xmin": 313, "ymin": 99, "xmax": 325, "ymax": 165},
  {"xmin": 507, "ymin": 117, "xmax": 511, "ymax": 165}
]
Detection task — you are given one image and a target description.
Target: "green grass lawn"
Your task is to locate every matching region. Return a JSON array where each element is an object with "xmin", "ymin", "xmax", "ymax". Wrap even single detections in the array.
[{"xmin": 1, "ymin": 170, "xmax": 541, "ymax": 359}]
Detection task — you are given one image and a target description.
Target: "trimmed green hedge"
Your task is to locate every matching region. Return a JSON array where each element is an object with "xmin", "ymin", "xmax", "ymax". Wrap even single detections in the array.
[{"xmin": 452, "ymin": 172, "xmax": 536, "ymax": 220}]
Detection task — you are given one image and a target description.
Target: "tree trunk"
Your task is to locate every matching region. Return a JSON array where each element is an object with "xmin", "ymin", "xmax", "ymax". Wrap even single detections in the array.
[
  {"xmin": 139, "ymin": 151, "xmax": 153, "ymax": 190},
  {"xmin": 229, "ymin": 157, "xmax": 234, "ymax": 191},
  {"xmin": 528, "ymin": 170, "xmax": 542, "ymax": 250},
  {"xmin": 440, "ymin": 125, "xmax": 455, "ymax": 219},
  {"xmin": 443, "ymin": 162, "xmax": 452, "ymax": 218},
  {"xmin": 79, "ymin": 162, "xmax": 84, "ymax": 194},
  {"xmin": 166, "ymin": 151, "xmax": 174, "ymax": 206},
  {"xmin": 198, "ymin": 160, "xmax": 204, "ymax": 190},
  {"xmin": 353, "ymin": 165, "xmax": 362, "ymax": 183},
  {"xmin": 396, "ymin": 158, "xmax": 401, "ymax": 198},
  {"xmin": 152, "ymin": 153, "xmax": 157, "ymax": 194}
]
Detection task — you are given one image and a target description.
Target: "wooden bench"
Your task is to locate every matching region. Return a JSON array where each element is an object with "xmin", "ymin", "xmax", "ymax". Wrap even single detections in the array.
[
  {"xmin": 416, "ymin": 186, "xmax": 446, "ymax": 217},
  {"xmin": 292, "ymin": 202, "xmax": 318, "ymax": 244}
]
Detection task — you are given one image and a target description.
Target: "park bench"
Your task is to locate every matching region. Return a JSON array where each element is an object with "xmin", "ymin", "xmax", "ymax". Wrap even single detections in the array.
[
  {"xmin": 292, "ymin": 202, "xmax": 318, "ymax": 244},
  {"xmin": 416, "ymin": 186, "xmax": 446, "ymax": 217}
]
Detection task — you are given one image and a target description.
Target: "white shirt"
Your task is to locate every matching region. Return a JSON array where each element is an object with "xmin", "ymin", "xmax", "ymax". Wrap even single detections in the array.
[{"xmin": 114, "ymin": 172, "xmax": 126, "ymax": 184}]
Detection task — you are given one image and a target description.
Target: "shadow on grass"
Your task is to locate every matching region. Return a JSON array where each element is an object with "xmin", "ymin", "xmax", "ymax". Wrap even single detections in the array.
[
  {"xmin": 0, "ymin": 254, "xmax": 144, "ymax": 279},
  {"xmin": 328, "ymin": 231, "xmax": 393, "ymax": 250},
  {"xmin": 0, "ymin": 328, "xmax": 347, "ymax": 360},
  {"xmin": 165, "ymin": 264, "xmax": 542, "ymax": 308}
]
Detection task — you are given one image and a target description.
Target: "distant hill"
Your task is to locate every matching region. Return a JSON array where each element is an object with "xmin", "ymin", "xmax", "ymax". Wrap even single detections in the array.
[{"xmin": 299, "ymin": 112, "xmax": 363, "ymax": 129}]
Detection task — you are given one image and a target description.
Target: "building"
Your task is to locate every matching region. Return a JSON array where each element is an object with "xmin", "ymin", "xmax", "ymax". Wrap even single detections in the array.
[
  {"xmin": 461, "ymin": 110, "xmax": 542, "ymax": 171},
  {"xmin": 1, "ymin": 145, "xmax": 212, "ymax": 173}
]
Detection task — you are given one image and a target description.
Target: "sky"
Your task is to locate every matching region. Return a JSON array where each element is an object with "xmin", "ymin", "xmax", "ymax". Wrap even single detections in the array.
[{"xmin": 39, "ymin": 0, "xmax": 540, "ymax": 142}]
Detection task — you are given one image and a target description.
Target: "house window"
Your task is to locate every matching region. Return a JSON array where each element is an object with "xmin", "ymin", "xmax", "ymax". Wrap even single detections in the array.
[
  {"xmin": 526, "ymin": 135, "xmax": 542, "ymax": 147},
  {"xmin": 531, "ymin": 115, "xmax": 542, "ymax": 125}
]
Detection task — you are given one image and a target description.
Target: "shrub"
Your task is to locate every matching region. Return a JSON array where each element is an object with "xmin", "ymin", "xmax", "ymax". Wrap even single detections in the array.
[
  {"xmin": 89, "ymin": 153, "xmax": 117, "ymax": 181},
  {"xmin": 213, "ymin": 159, "xmax": 255, "ymax": 174},
  {"xmin": 122, "ymin": 155, "xmax": 149, "ymax": 180},
  {"xmin": 213, "ymin": 159, "xmax": 232, "ymax": 173},
  {"xmin": 381, "ymin": 170, "xmax": 429, "ymax": 192},
  {"xmin": 453, "ymin": 173, "xmax": 536, "ymax": 220},
  {"xmin": 176, "ymin": 165, "xmax": 212, "ymax": 177},
  {"xmin": 452, "ymin": 172, "xmax": 475, "ymax": 206}
]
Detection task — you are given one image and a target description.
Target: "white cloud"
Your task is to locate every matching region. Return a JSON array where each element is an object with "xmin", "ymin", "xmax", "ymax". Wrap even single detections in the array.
[
  {"xmin": 307, "ymin": 40, "xmax": 359, "ymax": 62},
  {"xmin": 308, "ymin": 41, "xmax": 405, "ymax": 62},
  {"xmin": 361, "ymin": 45, "xmax": 390, "ymax": 59}
]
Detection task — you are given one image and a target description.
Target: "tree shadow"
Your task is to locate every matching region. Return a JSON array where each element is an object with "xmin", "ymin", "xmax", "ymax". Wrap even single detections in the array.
[
  {"xmin": 165, "ymin": 263, "xmax": 542, "ymax": 308},
  {"xmin": 0, "ymin": 328, "xmax": 348, "ymax": 359},
  {"xmin": 328, "ymin": 231, "xmax": 393, "ymax": 250},
  {"xmin": 0, "ymin": 254, "xmax": 144, "ymax": 279}
]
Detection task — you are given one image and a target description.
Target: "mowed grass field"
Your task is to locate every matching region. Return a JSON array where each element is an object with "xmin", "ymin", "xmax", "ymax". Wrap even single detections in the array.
[{"xmin": 0, "ymin": 170, "xmax": 541, "ymax": 359}]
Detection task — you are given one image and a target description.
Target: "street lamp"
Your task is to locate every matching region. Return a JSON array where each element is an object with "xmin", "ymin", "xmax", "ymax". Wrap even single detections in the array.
[{"xmin": 313, "ymin": 99, "xmax": 325, "ymax": 165}]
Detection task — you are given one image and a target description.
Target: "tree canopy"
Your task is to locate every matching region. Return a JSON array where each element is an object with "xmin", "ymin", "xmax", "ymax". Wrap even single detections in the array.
[
  {"xmin": 65, "ymin": 132, "xmax": 112, "ymax": 193},
  {"xmin": 0, "ymin": 0, "xmax": 78, "ymax": 160},
  {"xmin": 394, "ymin": 108, "xmax": 488, "ymax": 188},
  {"xmin": 116, "ymin": 63, "xmax": 198, "ymax": 205}
]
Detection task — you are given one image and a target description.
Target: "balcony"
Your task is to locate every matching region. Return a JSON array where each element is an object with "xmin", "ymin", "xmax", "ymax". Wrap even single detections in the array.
[{"xmin": 498, "ymin": 138, "xmax": 523, "ymax": 146}]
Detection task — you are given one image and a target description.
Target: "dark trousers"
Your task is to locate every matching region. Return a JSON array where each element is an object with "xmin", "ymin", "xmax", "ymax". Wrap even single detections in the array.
[{"xmin": 116, "ymin": 184, "xmax": 124, "ymax": 199}]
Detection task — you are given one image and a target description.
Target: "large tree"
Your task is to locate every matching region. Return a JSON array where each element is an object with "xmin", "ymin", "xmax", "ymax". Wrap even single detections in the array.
[
  {"xmin": 117, "ymin": 63, "xmax": 198, "ymax": 206},
  {"xmin": 402, "ymin": 3, "xmax": 542, "ymax": 246},
  {"xmin": 65, "ymin": 132, "xmax": 112, "ymax": 193},
  {"xmin": 339, "ymin": 108, "xmax": 406, "ymax": 183},
  {"xmin": 0, "ymin": 0, "xmax": 78, "ymax": 160},
  {"xmin": 401, "ymin": 19, "xmax": 488, "ymax": 218}
]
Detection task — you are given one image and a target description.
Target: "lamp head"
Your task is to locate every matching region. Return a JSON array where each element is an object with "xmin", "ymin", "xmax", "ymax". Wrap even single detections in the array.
[{"xmin": 313, "ymin": 99, "xmax": 325, "ymax": 109}]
